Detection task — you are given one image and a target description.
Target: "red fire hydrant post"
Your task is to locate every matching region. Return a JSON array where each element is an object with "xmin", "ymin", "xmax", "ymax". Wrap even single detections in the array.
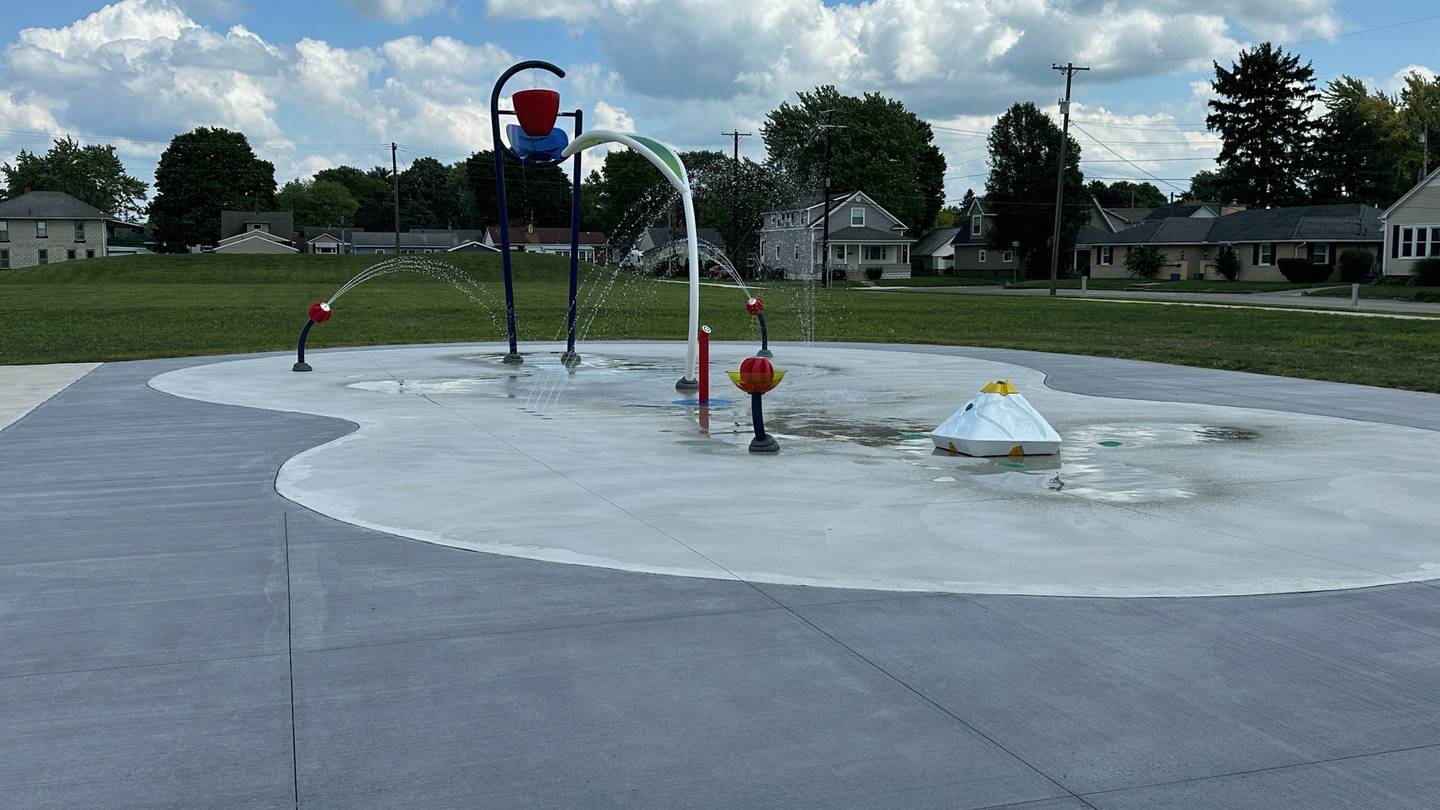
[{"xmin": 698, "ymin": 325, "xmax": 711, "ymax": 405}]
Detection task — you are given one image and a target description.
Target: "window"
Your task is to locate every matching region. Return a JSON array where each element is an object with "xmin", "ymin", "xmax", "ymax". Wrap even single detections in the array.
[
  {"xmin": 0, "ymin": 220, "xmax": 8, "ymax": 242},
  {"xmin": 794, "ymin": 245, "xmax": 800, "ymax": 261},
  {"xmin": 374, "ymin": 248, "xmax": 388, "ymax": 254},
  {"xmin": 1179, "ymin": 249, "xmax": 1186, "ymax": 261},
  {"xmin": 1309, "ymin": 242, "xmax": 1330, "ymax": 264},
  {"xmin": 35, "ymin": 220, "xmax": 47, "ymax": 239},
  {"xmin": 851, "ymin": 207, "xmax": 865, "ymax": 227},
  {"xmin": 66, "ymin": 249, "xmax": 76, "ymax": 260},
  {"xmin": 774, "ymin": 244, "xmax": 780, "ymax": 260},
  {"xmin": 86, "ymin": 249, "xmax": 95, "ymax": 259},
  {"xmin": 1258, "ymin": 243, "xmax": 1274, "ymax": 265},
  {"xmin": 978, "ymin": 249, "xmax": 987, "ymax": 263},
  {"xmin": 1399, "ymin": 226, "xmax": 1440, "ymax": 258},
  {"xmin": 248, "ymin": 223, "xmax": 268, "ymax": 232},
  {"xmin": 1097, "ymin": 246, "xmax": 1113, "ymax": 266},
  {"xmin": 863, "ymin": 245, "xmax": 885, "ymax": 261},
  {"xmin": 971, "ymin": 215, "xmax": 982, "ymax": 236},
  {"xmin": 1003, "ymin": 250, "xmax": 1015, "ymax": 263},
  {"xmin": 74, "ymin": 222, "xmax": 86, "ymax": 242},
  {"xmin": 832, "ymin": 243, "xmax": 845, "ymax": 260},
  {"xmin": 37, "ymin": 248, "xmax": 48, "ymax": 264},
  {"xmin": 0, "ymin": 249, "xmax": 8, "ymax": 269}
]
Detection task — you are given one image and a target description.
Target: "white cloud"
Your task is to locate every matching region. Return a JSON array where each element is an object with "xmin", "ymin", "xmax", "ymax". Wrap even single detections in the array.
[
  {"xmin": 345, "ymin": 0, "xmax": 448, "ymax": 23},
  {"xmin": 1387, "ymin": 64, "xmax": 1437, "ymax": 92}
]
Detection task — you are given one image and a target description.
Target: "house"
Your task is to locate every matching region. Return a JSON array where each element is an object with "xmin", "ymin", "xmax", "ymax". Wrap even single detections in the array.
[
  {"xmin": 219, "ymin": 211, "xmax": 294, "ymax": 241},
  {"xmin": 302, "ymin": 228, "xmax": 500, "ymax": 255},
  {"xmin": 950, "ymin": 197, "xmax": 1015, "ymax": 277},
  {"xmin": 911, "ymin": 227, "xmax": 961, "ymax": 273},
  {"xmin": 1076, "ymin": 203, "xmax": 1382, "ymax": 282},
  {"xmin": 757, "ymin": 191, "xmax": 914, "ymax": 279},
  {"xmin": 637, "ymin": 227, "xmax": 726, "ymax": 255},
  {"xmin": 214, "ymin": 229, "xmax": 297, "ymax": 254},
  {"xmin": 0, "ymin": 191, "xmax": 113, "ymax": 270},
  {"xmin": 215, "ymin": 211, "xmax": 296, "ymax": 254},
  {"xmin": 483, "ymin": 225, "xmax": 607, "ymax": 264},
  {"xmin": 1381, "ymin": 166, "xmax": 1440, "ymax": 277}
]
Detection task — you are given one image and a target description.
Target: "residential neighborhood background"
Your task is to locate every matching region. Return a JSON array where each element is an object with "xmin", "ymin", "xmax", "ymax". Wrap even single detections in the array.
[{"xmin": 1, "ymin": 37, "xmax": 1437, "ymax": 289}]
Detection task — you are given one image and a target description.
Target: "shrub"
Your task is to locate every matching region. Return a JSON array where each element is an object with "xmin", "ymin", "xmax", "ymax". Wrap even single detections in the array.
[
  {"xmin": 1414, "ymin": 257, "xmax": 1440, "ymax": 287},
  {"xmin": 864, "ymin": 267, "xmax": 883, "ymax": 281},
  {"xmin": 830, "ymin": 267, "xmax": 847, "ymax": 282},
  {"xmin": 1277, "ymin": 258, "xmax": 1331, "ymax": 284},
  {"xmin": 1338, "ymin": 248, "xmax": 1374, "ymax": 283},
  {"xmin": 1124, "ymin": 245, "xmax": 1164, "ymax": 279},
  {"xmin": 1215, "ymin": 245, "xmax": 1241, "ymax": 281}
]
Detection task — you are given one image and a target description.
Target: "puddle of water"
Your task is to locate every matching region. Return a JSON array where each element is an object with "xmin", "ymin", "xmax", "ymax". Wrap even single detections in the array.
[{"xmin": 349, "ymin": 377, "xmax": 504, "ymax": 395}]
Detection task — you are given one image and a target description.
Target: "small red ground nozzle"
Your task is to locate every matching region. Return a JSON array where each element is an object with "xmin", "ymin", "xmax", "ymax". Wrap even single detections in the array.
[
  {"xmin": 745, "ymin": 297, "xmax": 764, "ymax": 316},
  {"xmin": 308, "ymin": 301, "xmax": 333, "ymax": 323}
]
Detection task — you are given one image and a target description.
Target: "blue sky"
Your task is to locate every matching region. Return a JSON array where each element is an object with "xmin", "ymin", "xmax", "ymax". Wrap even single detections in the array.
[{"xmin": 0, "ymin": 0, "xmax": 1436, "ymax": 209}]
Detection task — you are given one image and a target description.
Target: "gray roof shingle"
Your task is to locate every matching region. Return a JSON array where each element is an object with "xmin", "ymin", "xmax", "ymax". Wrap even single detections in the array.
[
  {"xmin": 0, "ymin": 190, "xmax": 109, "ymax": 220},
  {"xmin": 912, "ymin": 227, "xmax": 961, "ymax": 255},
  {"xmin": 1076, "ymin": 204, "xmax": 1382, "ymax": 246}
]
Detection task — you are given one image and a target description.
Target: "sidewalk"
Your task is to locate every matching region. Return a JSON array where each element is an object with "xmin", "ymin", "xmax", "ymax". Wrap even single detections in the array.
[{"xmin": 858, "ymin": 284, "xmax": 1440, "ymax": 318}]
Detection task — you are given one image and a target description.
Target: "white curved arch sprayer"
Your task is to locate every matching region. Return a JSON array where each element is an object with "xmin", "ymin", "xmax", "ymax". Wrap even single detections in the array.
[{"xmin": 560, "ymin": 130, "xmax": 700, "ymax": 386}]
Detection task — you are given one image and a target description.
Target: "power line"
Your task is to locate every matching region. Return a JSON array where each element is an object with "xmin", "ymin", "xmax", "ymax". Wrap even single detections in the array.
[{"xmin": 1070, "ymin": 121, "xmax": 1188, "ymax": 194}]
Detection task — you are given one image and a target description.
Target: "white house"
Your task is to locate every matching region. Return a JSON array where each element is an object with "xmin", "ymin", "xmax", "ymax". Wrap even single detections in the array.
[
  {"xmin": 757, "ymin": 191, "xmax": 914, "ymax": 279},
  {"xmin": 1381, "ymin": 166, "xmax": 1440, "ymax": 277}
]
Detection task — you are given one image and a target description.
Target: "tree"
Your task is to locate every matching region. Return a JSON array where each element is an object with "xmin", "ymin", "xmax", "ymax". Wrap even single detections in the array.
[
  {"xmin": 577, "ymin": 149, "xmax": 669, "ymax": 249},
  {"xmin": 682, "ymin": 150, "xmax": 783, "ymax": 263},
  {"xmin": 763, "ymin": 86, "xmax": 947, "ymax": 231},
  {"xmin": 1206, "ymin": 43, "xmax": 1319, "ymax": 208},
  {"xmin": 958, "ymin": 188, "xmax": 976, "ymax": 212},
  {"xmin": 1, "ymin": 136, "xmax": 148, "ymax": 219},
  {"xmin": 1215, "ymin": 245, "xmax": 1241, "ymax": 281},
  {"xmin": 934, "ymin": 205, "xmax": 963, "ymax": 229},
  {"xmin": 1087, "ymin": 180, "xmax": 1166, "ymax": 208},
  {"xmin": 276, "ymin": 179, "xmax": 359, "ymax": 229},
  {"xmin": 464, "ymin": 150, "xmax": 572, "ymax": 229},
  {"xmin": 984, "ymin": 102, "xmax": 1085, "ymax": 276},
  {"xmin": 1181, "ymin": 169, "xmax": 1237, "ymax": 203},
  {"xmin": 396, "ymin": 157, "xmax": 459, "ymax": 229},
  {"xmin": 1310, "ymin": 76, "xmax": 1405, "ymax": 205},
  {"xmin": 1125, "ymin": 245, "xmax": 1164, "ymax": 279},
  {"xmin": 1395, "ymin": 71, "xmax": 1440, "ymax": 190},
  {"xmin": 314, "ymin": 166, "xmax": 393, "ymax": 231},
  {"xmin": 149, "ymin": 128, "xmax": 276, "ymax": 251}
]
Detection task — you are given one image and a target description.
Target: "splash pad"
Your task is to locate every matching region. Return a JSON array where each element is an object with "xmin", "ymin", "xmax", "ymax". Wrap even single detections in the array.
[{"xmin": 157, "ymin": 342, "xmax": 1440, "ymax": 598}]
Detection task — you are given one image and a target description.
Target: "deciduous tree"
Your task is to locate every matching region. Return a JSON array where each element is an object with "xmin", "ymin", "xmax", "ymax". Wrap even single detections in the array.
[
  {"xmin": 984, "ymin": 102, "xmax": 1085, "ymax": 276},
  {"xmin": 763, "ymin": 86, "xmax": 946, "ymax": 231},
  {"xmin": 149, "ymin": 128, "xmax": 276, "ymax": 251},
  {"xmin": 314, "ymin": 165, "xmax": 393, "ymax": 231},
  {"xmin": 1, "ymin": 136, "xmax": 148, "ymax": 219},
  {"xmin": 276, "ymin": 179, "xmax": 359, "ymax": 229}
]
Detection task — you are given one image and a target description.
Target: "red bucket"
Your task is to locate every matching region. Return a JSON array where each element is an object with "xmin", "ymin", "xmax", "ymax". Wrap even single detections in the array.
[{"xmin": 513, "ymin": 88, "xmax": 560, "ymax": 137}]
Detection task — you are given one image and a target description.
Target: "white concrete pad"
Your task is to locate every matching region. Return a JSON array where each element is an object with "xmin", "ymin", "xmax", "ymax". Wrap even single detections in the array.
[
  {"xmin": 0, "ymin": 363, "xmax": 99, "ymax": 431},
  {"xmin": 149, "ymin": 343, "xmax": 1440, "ymax": 597}
]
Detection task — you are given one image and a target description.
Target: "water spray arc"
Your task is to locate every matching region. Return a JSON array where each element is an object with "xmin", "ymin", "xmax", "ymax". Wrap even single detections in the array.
[{"xmin": 561, "ymin": 130, "xmax": 702, "ymax": 391}]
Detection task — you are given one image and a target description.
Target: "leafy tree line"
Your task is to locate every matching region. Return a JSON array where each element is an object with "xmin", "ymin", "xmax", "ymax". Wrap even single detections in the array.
[
  {"xmin": 1, "ymin": 136, "xmax": 149, "ymax": 219},
  {"xmin": 1200, "ymin": 42, "xmax": 1438, "ymax": 208}
]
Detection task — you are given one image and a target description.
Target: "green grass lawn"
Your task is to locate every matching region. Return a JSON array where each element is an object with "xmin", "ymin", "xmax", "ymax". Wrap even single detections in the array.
[
  {"xmin": 847, "ymin": 276, "xmax": 1001, "ymax": 287},
  {"xmin": 3, "ymin": 253, "xmax": 1440, "ymax": 392},
  {"xmin": 1305, "ymin": 283, "xmax": 1440, "ymax": 302}
]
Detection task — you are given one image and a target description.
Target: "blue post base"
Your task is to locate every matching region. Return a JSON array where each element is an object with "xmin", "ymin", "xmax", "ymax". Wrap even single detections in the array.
[{"xmin": 749, "ymin": 392, "xmax": 779, "ymax": 453}]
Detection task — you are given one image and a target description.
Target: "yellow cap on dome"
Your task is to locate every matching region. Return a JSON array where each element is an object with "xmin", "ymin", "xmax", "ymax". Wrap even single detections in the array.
[{"xmin": 980, "ymin": 379, "xmax": 1019, "ymax": 395}]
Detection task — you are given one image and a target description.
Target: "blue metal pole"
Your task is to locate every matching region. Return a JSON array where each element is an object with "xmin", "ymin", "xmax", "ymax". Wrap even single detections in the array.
[
  {"xmin": 293, "ymin": 319, "xmax": 316, "ymax": 372},
  {"xmin": 562, "ymin": 107, "xmax": 583, "ymax": 367},
  {"xmin": 756, "ymin": 313, "xmax": 772, "ymax": 358},
  {"xmin": 751, "ymin": 392, "xmax": 765, "ymax": 441},
  {"xmin": 490, "ymin": 59, "xmax": 565, "ymax": 366}
]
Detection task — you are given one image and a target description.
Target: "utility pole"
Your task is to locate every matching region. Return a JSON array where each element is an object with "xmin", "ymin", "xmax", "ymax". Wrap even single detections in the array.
[
  {"xmin": 1048, "ymin": 62, "xmax": 1088, "ymax": 296},
  {"xmin": 391, "ymin": 142, "xmax": 401, "ymax": 254},
  {"xmin": 1422, "ymin": 125, "xmax": 1430, "ymax": 180},
  {"xmin": 817, "ymin": 110, "xmax": 844, "ymax": 288},
  {"xmin": 722, "ymin": 130, "xmax": 752, "ymax": 267}
]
